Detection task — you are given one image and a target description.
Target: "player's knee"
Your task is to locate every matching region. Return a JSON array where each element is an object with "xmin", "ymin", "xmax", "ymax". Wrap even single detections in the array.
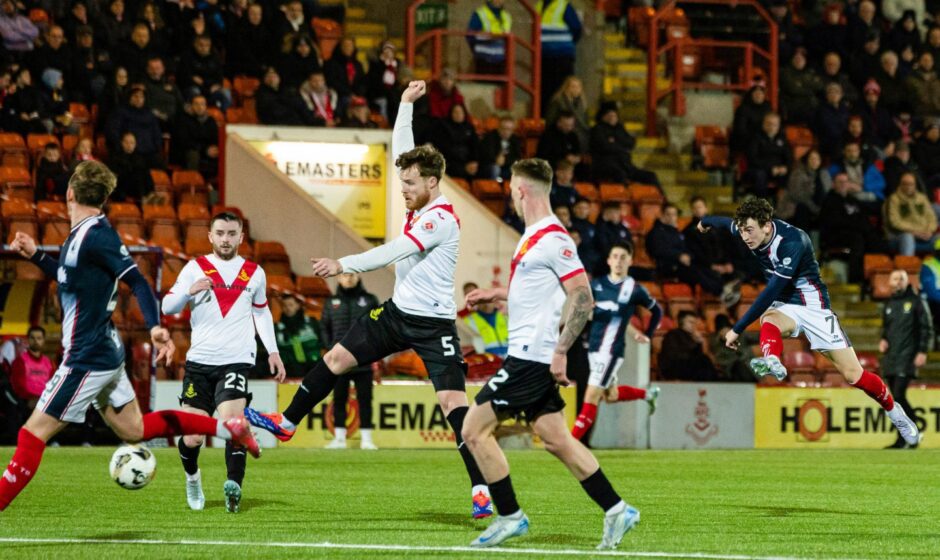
[
  {"xmin": 841, "ymin": 365, "xmax": 863, "ymax": 384},
  {"xmin": 183, "ymin": 434, "xmax": 205, "ymax": 447},
  {"xmin": 542, "ymin": 436, "xmax": 566, "ymax": 457},
  {"xmin": 323, "ymin": 349, "xmax": 351, "ymax": 375},
  {"xmin": 461, "ymin": 424, "xmax": 482, "ymax": 449},
  {"xmin": 117, "ymin": 423, "xmax": 145, "ymax": 443}
]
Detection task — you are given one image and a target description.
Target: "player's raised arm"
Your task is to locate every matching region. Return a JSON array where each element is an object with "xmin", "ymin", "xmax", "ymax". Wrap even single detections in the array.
[
  {"xmin": 392, "ymin": 80, "xmax": 426, "ymax": 160},
  {"xmin": 310, "ymin": 234, "xmax": 424, "ymax": 278},
  {"xmin": 11, "ymin": 232, "xmax": 58, "ymax": 277}
]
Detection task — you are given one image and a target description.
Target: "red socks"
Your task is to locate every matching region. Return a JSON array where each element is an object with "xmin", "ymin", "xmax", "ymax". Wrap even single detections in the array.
[
  {"xmin": 851, "ymin": 371, "xmax": 895, "ymax": 411},
  {"xmin": 759, "ymin": 322, "xmax": 783, "ymax": 358},
  {"xmin": 142, "ymin": 410, "xmax": 222, "ymax": 441},
  {"xmin": 616, "ymin": 386, "xmax": 646, "ymax": 401},
  {"xmin": 0, "ymin": 428, "xmax": 46, "ymax": 511},
  {"xmin": 572, "ymin": 403, "xmax": 598, "ymax": 440}
]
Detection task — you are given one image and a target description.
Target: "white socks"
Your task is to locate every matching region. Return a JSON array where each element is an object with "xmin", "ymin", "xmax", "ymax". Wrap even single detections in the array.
[
  {"xmin": 333, "ymin": 427, "xmax": 347, "ymax": 443},
  {"xmin": 605, "ymin": 500, "xmax": 626, "ymax": 516},
  {"xmin": 360, "ymin": 429, "xmax": 373, "ymax": 444},
  {"xmin": 186, "ymin": 470, "xmax": 201, "ymax": 483},
  {"xmin": 472, "ymin": 484, "xmax": 490, "ymax": 498},
  {"xmin": 280, "ymin": 418, "xmax": 297, "ymax": 431}
]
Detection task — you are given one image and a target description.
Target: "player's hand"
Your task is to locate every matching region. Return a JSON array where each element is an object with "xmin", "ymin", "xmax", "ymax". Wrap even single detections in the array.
[
  {"xmin": 879, "ymin": 338, "xmax": 889, "ymax": 353},
  {"xmin": 150, "ymin": 326, "xmax": 175, "ymax": 366},
  {"xmin": 401, "ymin": 80, "xmax": 426, "ymax": 103},
  {"xmin": 550, "ymin": 351, "xmax": 571, "ymax": 386},
  {"xmin": 268, "ymin": 352, "xmax": 287, "ymax": 382},
  {"xmin": 724, "ymin": 329, "xmax": 740, "ymax": 349},
  {"xmin": 10, "ymin": 231, "xmax": 37, "ymax": 258},
  {"xmin": 633, "ymin": 332, "xmax": 650, "ymax": 344},
  {"xmin": 915, "ymin": 352, "xmax": 927, "ymax": 367},
  {"xmin": 697, "ymin": 221, "xmax": 711, "ymax": 233},
  {"xmin": 465, "ymin": 288, "xmax": 495, "ymax": 310},
  {"xmin": 189, "ymin": 276, "xmax": 213, "ymax": 296},
  {"xmin": 310, "ymin": 257, "xmax": 343, "ymax": 278}
]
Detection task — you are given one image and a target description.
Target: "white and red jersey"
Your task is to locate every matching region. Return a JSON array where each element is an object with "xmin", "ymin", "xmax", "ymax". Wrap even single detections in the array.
[
  {"xmin": 162, "ymin": 254, "xmax": 274, "ymax": 365},
  {"xmin": 339, "ymin": 193, "xmax": 460, "ymax": 319},
  {"xmin": 506, "ymin": 215, "xmax": 584, "ymax": 364}
]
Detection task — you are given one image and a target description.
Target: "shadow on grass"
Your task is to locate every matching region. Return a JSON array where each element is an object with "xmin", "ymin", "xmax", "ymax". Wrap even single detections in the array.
[
  {"xmin": 736, "ymin": 504, "xmax": 917, "ymax": 517},
  {"xmin": 203, "ymin": 497, "xmax": 288, "ymax": 512}
]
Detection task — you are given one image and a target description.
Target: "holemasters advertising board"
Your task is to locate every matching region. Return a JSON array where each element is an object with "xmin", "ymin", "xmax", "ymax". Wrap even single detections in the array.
[{"xmin": 247, "ymin": 140, "xmax": 387, "ymax": 238}]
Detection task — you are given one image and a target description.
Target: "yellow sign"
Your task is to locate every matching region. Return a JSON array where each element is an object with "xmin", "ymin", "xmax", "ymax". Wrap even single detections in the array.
[
  {"xmin": 0, "ymin": 281, "xmax": 37, "ymax": 335},
  {"xmin": 755, "ymin": 387, "xmax": 940, "ymax": 448},
  {"xmin": 278, "ymin": 381, "xmax": 578, "ymax": 448},
  {"xmin": 248, "ymin": 140, "xmax": 387, "ymax": 238}
]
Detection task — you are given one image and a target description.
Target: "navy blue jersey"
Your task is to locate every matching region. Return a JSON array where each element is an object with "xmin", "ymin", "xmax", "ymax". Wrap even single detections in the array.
[
  {"xmin": 587, "ymin": 275, "xmax": 657, "ymax": 357},
  {"xmin": 57, "ymin": 215, "xmax": 137, "ymax": 369},
  {"xmin": 730, "ymin": 219, "xmax": 831, "ymax": 309}
]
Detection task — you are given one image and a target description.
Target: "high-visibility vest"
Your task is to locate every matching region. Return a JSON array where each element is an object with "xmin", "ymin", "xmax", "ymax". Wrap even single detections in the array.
[
  {"xmin": 474, "ymin": 5, "xmax": 512, "ymax": 60},
  {"xmin": 464, "ymin": 311, "xmax": 509, "ymax": 355},
  {"xmin": 536, "ymin": 0, "xmax": 573, "ymax": 45},
  {"xmin": 924, "ymin": 257, "xmax": 940, "ymax": 293}
]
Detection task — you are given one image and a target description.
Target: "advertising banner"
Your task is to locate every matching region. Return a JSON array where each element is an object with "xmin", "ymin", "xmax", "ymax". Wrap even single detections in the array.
[
  {"xmin": 247, "ymin": 140, "xmax": 387, "ymax": 238},
  {"xmin": 279, "ymin": 381, "xmax": 578, "ymax": 449},
  {"xmin": 0, "ymin": 280, "xmax": 37, "ymax": 335},
  {"xmin": 754, "ymin": 386, "xmax": 940, "ymax": 448},
  {"xmin": 649, "ymin": 383, "xmax": 755, "ymax": 449}
]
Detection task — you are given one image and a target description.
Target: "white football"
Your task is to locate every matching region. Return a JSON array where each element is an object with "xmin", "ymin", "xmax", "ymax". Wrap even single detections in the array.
[{"xmin": 109, "ymin": 444, "xmax": 157, "ymax": 490}]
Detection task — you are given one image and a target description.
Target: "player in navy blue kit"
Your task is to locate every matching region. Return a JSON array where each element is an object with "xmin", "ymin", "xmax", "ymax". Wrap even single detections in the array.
[
  {"xmin": 571, "ymin": 242, "xmax": 662, "ymax": 441},
  {"xmin": 699, "ymin": 198, "xmax": 921, "ymax": 446},
  {"xmin": 0, "ymin": 161, "xmax": 259, "ymax": 512}
]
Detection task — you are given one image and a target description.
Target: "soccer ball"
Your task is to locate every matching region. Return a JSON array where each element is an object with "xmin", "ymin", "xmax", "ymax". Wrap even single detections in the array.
[{"xmin": 109, "ymin": 444, "xmax": 157, "ymax": 490}]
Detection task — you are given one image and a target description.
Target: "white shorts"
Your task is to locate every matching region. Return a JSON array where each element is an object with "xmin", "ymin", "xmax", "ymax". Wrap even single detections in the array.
[
  {"xmin": 587, "ymin": 352, "xmax": 624, "ymax": 389},
  {"xmin": 36, "ymin": 364, "xmax": 136, "ymax": 423},
  {"xmin": 769, "ymin": 302, "xmax": 850, "ymax": 351}
]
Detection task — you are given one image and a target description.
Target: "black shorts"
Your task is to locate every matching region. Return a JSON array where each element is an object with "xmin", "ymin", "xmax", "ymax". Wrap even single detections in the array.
[
  {"xmin": 474, "ymin": 356, "xmax": 566, "ymax": 423},
  {"xmin": 179, "ymin": 362, "xmax": 253, "ymax": 414},
  {"xmin": 340, "ymin": 299, "xmax": 467, "ymax": 392}
]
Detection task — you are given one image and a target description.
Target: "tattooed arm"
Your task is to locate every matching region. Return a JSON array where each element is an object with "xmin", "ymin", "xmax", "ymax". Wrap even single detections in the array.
[{"xmin": 552, "ymin": 272, "xmax": 594, "ymax": 386}]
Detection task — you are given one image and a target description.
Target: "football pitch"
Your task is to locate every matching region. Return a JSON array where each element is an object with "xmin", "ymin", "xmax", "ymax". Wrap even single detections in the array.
[{"xmin": 0, "ymin": 447, "xmax": 936, "ymax": 559}]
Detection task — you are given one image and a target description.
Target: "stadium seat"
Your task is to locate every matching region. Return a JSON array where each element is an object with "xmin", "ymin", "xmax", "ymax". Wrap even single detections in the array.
[
  {"xmin": 37, "ymin": 200, "xmax": 67, "ymax": 223},
  {"xmin": 178, "ymin": 203, "xmax": 211, "ymax": 226},
  {"xmin": 7, "ymin": 216, "xmax": 37, "ymax": 243},
  {"xmin": 893, "ymin": 255, "xmax": 921, "ymax": 277},
  {"xmin": 2, "ymin": 198, "xmax": 36, "ymax": 221},
  {"xmin": 296, "ymin": 275, "xmax": 332, "ymax": 297},
  {"xmin": 311, "ymin": 18, "xmax": 342, "ymax": 58},
  {"xmin": 784, "ymin": 125, "xmax": 814, "ymax": 160},
  {"xmin": 2, "ymin": 152, "xmax": 28, "ymax": 169},
  {"xmin": 870, "ymin": 272, "xmax": 893, "ymax": 299},
  {"xmin": 599, "ymin": 182, "xmax": 629, "ymax": 203},
  {"xmin": 574, "ymin": 182, "xmax": 599, "ymax": 202},
  {"xmin": 783, "ymin": 350, "xmax": 816, "ymax": 375},
  {"xmin": 471, "ymin": 179, "xmax": 506, "ymax": 216},
  {"xmin": 184, "ymin": 235, "xmax": 211, "ymax": 256},
  {"xmin": 266, "ymin": 274, "xmax": 296, "ymax": 292},
  {"xmin": 863, "ymin": 254, "xmax": 892, "ymax": 279},
  {"xmin": 108, "ymin": 202, "xmax": 142, "ymax": 220},
  {"xmin": 449, "ymin": 177, "xmax": 470, "ymax": 192},
  {"xmin": 150, "ymin": 169, "xmax": 172, "ymax": 194},
  {"xmin": 206, "ymin": 107, "xmax": 225, "ymax": 128},
  {"xmin": 637, "ymin": 201, "xmax": 662, "ymax": 232},
  {"xmin": 41, "ymin": 218, "xmax": 70, "ymax": 245},
  {"xmin": 0, "ymin": 132, "xmax": 26, "ymax": 156},
  {"xmin": 26, "ymin": 134, "xmax": 59, "ymax": 158},
  {"xmin": 663, "ymin": 282, "xmax": 694, "ymax": 300},
  {"xmin": 0, "ymin": 166, "xmax": 32, "ymax": 190},
  {"xmin": 172, "ymin": 170, "xmax": 207, "ymax": 198},
  {"xmin": 115, "ymin": 220, "xmax": 145, "ymax": 243},
  {"xmin": 387, "ymin": 350, "xmax": 428, "ymax": 378},
  {"xmin": 184, "ymin": 222, "xmax": 209, "ymax": 246}
]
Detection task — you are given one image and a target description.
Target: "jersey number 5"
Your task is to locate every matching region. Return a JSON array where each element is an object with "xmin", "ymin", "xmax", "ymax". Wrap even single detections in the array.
[{"xmin": 441, "ymin": 336, "xmax": 456, "ymax": 356}]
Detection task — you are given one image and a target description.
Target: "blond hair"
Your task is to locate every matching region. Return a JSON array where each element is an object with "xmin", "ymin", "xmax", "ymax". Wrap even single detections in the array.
[
  {"xmin": 69, "ymin": 161, "xmax": 117, "ymax": 208},
  {"xmin": 511, "ymin": 158, "xmax": 553, "ymax": 194}
]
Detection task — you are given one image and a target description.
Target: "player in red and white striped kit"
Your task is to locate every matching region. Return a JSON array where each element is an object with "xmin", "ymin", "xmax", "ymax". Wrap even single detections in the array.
[
  {"xmin": 163, "ymin": 211, "xmax": 286, "ymax": 513},
  {"xmin": 245, "ymin": 81, "xmax": 492, "ymax": 518}
]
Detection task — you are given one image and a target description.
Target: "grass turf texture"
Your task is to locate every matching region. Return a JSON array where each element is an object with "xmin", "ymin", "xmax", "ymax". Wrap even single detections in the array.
[{"xmin": 0, "ymin": 447, "xmax": 936, "ymax": 559}]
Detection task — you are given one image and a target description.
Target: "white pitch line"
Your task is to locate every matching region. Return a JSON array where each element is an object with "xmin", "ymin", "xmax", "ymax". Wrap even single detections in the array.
[{"xmin": 0, "ymin": 537, "xmax": 867, "ymax": 560}]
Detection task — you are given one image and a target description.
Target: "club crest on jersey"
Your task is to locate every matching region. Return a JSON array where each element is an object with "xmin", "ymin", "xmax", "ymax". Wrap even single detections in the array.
[
  {"xmin": 560, "ymin": 247, "xmax": 574, "ymax": 259},
  {"xmin": 203, "ymin": 269, "xmax": 217, "ymax": 275},
  {"xmin": 370, "ymin": 307, "xmax": 384, "ymax": 320},
  {"xmin": 238, "ymin": 270, "xmax": 250, "ymax": 282},
  {"xmin": 422, "ymin": 220, "xmax": 437, "ymax": 233},
  {"xmin": 184, "ymin": 383, "xmax": 197, "ymax": 398}
]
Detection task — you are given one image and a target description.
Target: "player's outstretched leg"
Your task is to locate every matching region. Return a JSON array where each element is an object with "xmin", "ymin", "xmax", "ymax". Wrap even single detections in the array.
[
  {"xmin": 749, "ymin": 320, "xmax": 788, "ymax": 381},
  {"xmin": 178, "ymin": 436, "xmax": 205, "ymax": 510},
  {"xmin": 440, "ymin": 393, "xmax": 492, "ymax": 519},
  {"xmin": 141, "ymin": 410, "xmax": 260, "ymax": 458},
  {"xmin": 533, "ymin": 411, "xmax": 639, "ymax": 550},
  {"xmin": 0, "ymin": 428, "xmax": 48, "ymax": 511},
  {"xmin": 830, "ymin": 348, "xmax": 922, "ymax": 445}
]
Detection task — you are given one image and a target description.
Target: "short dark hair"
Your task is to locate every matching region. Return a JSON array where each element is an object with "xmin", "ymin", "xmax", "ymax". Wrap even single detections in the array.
[
  {"xmin": 27, "ymin": 325, "xmax": 45, "ymax": 337},
  {"xmin": 733, "ymin": 197, "xmax": 774, "ymax": 228},
  {"xmin": 511, "ymin": 158, "xmax": 553, "ymax": 189},
  {"xmin": 44, "ymin": 142, "xmax": 59, "ymax": 151},
  {"xmin": 690, "ymin": 195, "xmax": 705, "ymax": 206},
  {"xmin": 554, "ymin": 159, "xmax": 574, "ymax": 172},
  {"xmin": 662, "ymin": 202, "xmax": 679, "ymax": 214},
  {"xmin": 210, "ymin": 211, "xmax": 244, "ymax": 230},
  {"xmin": 555, "ymin": 109, "xmax": 575, "ymax": 121},
  {"xmin": 396, "ymin": 144, "xmax": 446, "ymax": 180},
  {"xmin": 677, "ymin": 310, "xmax": 698, "ymax": 324},
  {"xmin": 609, "ymin": 241, "xmax": 633, "ymax": 256}
]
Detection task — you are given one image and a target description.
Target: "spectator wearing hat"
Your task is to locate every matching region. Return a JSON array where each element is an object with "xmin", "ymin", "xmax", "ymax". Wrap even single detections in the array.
[
  {"xmin": 341, "ymin": 96, "xmax": 376, "ymax": 128},
  {"xmin": 428, "ymin": 68, "xmax": 464, "ymax": 119},
  {"xmin": 366, "ymin": 41, "xmax": 400, "ymax": 120},
  {"xmin": 885, "ymin": 171, "xmax": 938, "ymax": 255},
  {"xmin": 889, "ymin": 9, "xmax": 924, "ymax": 54},
  {"xmin": 278, "ymin": 35, "xmax": 323, "ymax": 92},
  {"xmin": 780, "ymin": 48, "xmax": 824, "ymax": 124},
  {"xmin": 590, "ymin": 101, "xmax": 661, "ymax": 188},
  {"xmin": 63, "ymin": 0, "xmax": 91, "ymax": 44},
  {"xmin": 35, "ymin": 143, "xmax": 69, "ymax": 201},
  {"xmin": 745, "ymin": 112, "xmax": 791, "ymax": 199},
  {"xmin": 875, "ymin": 50, "xmax": 908, "ymax": 113},
  {"xmin": 848, "ymin": 30, "xmax": 883, "ymax": 90},
  {"xmin": 913, "ymin": 119, "xmax": 940, "ymax": 187},
  {"xmin": 105, "ymin": 85, "xmax": 164, "ymax": 167},
  {"xmin": 859, "ymin": 79, "xmax": 901, "ymax": 149},
  {"xmin": 325, "ymin": 36, "xmax": 367, "ymax": 117},
  {"xmin": 731, "ymin": 83, "xmax": 771, "ymax": 155},
  {"xmin": 905, "ymin": 51, "xmax": 940, "ymax": 117},
  {"xmin": 68, "ymin": 25, "xmax": 110, "ymax": 103},
  {"xmin": 919, "ymin": 238, "xmax": 940, "ymax": 337},
  {"xmin": 38, "ymin": 67, "xmax": 77, "ymax": 135},
  {"xmin": 97, "ymin": 0, "xmax": 132, "ymax": 53},
  {"xmin": 0, "ymin": 0, "xmax": 38, "ymax": 55},
  {"xmin": 814, "ymin": 81, "xmax": 851, "ymax": 159},
  {"xmin": 479, "ymin": 113, "xmax": 523, "ymax": 181},
  {"xmin": 257, "ymin": 66, "xmax": 307, "ymax": 125}
]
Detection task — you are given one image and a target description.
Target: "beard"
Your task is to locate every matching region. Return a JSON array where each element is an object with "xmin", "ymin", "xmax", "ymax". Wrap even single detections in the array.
[{"xmin": 213, "ymin": 245, "xmax": 238, "ymax": 260}]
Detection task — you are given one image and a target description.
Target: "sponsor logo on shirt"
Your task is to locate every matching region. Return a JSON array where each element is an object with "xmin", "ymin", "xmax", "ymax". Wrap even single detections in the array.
[
  {"xmin": 423, "ymin": 220, "xmax": 437, "ymax": 233},
  {"xmin": 370, "ymin": 306, "xmax": 384, "ymax": 320},
  {"xmin": 560, "ymin": 247, "xmax": 574, "ymax": 259}
]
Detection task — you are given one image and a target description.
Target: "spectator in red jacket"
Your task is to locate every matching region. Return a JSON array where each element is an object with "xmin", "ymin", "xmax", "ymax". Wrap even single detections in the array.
[
  {"xmin": 428, "ymin": 68, "xmax": 464, "ymax": 118},
  {"xmin": 9, "ymin": 327, "xmax": 55, "ymax": 409}
]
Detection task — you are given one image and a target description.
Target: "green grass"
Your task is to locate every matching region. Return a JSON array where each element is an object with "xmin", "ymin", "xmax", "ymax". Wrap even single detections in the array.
[{"xmin": 0, "ymin": 447, "xmax": 937, "ymax": 559}]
